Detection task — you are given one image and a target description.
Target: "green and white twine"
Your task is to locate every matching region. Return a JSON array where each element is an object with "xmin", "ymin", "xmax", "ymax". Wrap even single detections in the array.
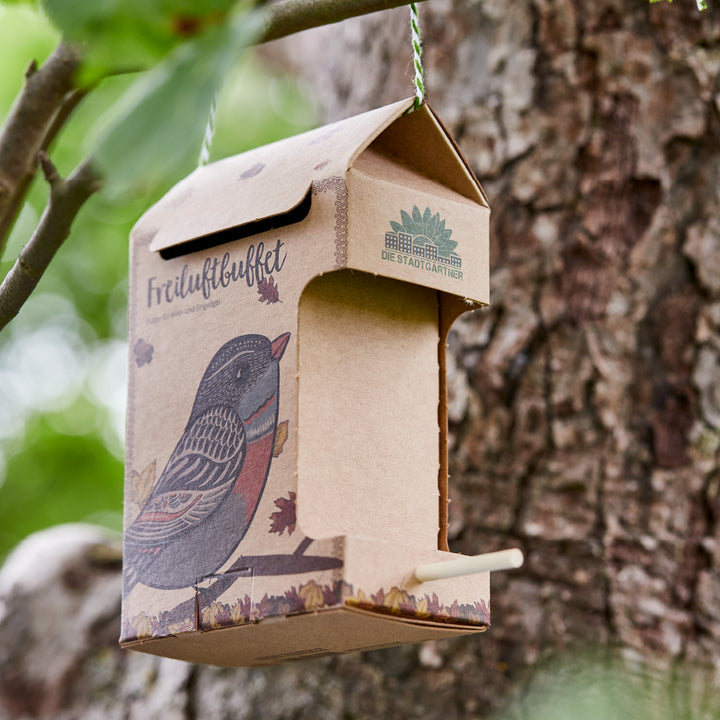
[
  {"xmin": 410, "ymin": 3, "xmax": 424, "ymax": 108},
  {"xmin": 198, "ymin": 97, "xmax": 217, "ymax": 167},
  {"xmin": 198, "ymin": 5, "xmax": 427, "ymax": 163}
]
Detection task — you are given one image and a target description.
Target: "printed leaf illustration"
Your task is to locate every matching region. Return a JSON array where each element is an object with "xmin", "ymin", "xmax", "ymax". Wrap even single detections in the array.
[
  {"xmin": 415, "ymin": 595, "xmax": 431, "ymax": 619},
  {"xmin": 298, "ymin": 580, "xmax": 324, "ymax": 611},
  {"xmin": 239, "ymin": 162, "xmax": 264, "ymax": 180},
  {"xmin": 386, "ymin": 586, "xmax": 411, "ymax": 614},
  {"xmin": 133, "ymin": 338, "xmax": 154, "ymax": 367},
  {"xmin": 231, "ymin": 600, "xmax": 249, "ymax": 624},
  {"xmin": 401, "ymin": 209, "xmax": 417, "ymax": 234},
  {"xmin": 323, "ymin": 582, "xmax": 344, "ymax": 606},
  {"xmin": 257, "ymin": 593, "xmax": 270, "ymax": 619},
  {"xmin": 283, "ymin": 586, "xmax": 304, "ymax": 613},
  {"xmin": 423, "ymin": 206, "xmax": 432, "ymax": 224},
  {"xmin": 168, "ymin": 619, "xmax": 194, "ymax": 635},
  {"xmin": 202, "ymin": 601, "xmax": 229, "ymax": 629},
  {"xmin": 131, "ymin": 460, "xmax": 156, "ymax": 507},
  {"xmin": 131, "ymin": 613, "xmax": 154, "ymax": 640},
  {"xmin": 412, "ymin": 205, "xmax": 423, "ymax": 226},
  {"xmin": 273, "ymin": 420, "xmax": 288, "ymax": 458},
  {"xmin": 257, "ymin": 275, "xmax": 281, "ymax": 304},
  {"xmin": 269, "ymin": 491, "xmax": 296, "ymax": 535},
  {"xmin": 427, "ymin": 592, "xmax": 441, "ymax": 615},
  {"xmin": 436, "ymin": 237, "xmax": 458, "ymax": 254},
  {"xmin": 390, "ymin": 221, "xmax": 404, "ymax": 234},
  {"xmin": 427, "ymin": 213, "xmax": 439, "ymax": 239},
  {"xmin": 346, "ymin": 589, "xmax": 371, "ymax": 607}
]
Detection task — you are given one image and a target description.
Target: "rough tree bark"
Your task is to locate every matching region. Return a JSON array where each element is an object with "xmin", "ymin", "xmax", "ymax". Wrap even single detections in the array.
[{"xmin": 2, "ymin": 0, "xmax": 720, "ymax": 717}]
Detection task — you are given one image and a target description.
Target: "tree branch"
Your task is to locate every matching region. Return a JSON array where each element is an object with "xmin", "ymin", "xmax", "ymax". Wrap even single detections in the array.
[
  {"xmin": 0, "ymin": 157, "xmax": 101, "ymax": 331},
  {"xmin": 260, "ymin": 0, "xmax": 428, "ymax": 43},
  {"xmin": 0, "ymin": 86, "xmax": 90, "ymax": 250},
  {"xmin": 0, "ymin": 42, "xmax": 81, "ymax": 256}
]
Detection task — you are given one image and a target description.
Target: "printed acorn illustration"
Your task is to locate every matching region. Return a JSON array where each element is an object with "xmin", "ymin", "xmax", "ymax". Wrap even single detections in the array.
[{"xmin": 124, "ymin": 332, "xmax": 290, "ymax": 593}]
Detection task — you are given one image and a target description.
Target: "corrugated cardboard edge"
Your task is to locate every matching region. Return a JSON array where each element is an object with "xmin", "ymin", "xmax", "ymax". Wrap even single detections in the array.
[
  {"xmin": 121, "ymin": 604, "xmax": 488, "ymax": 667},
  {"xmin": 437, "ymin": 295, "xmax": 478, "ymax": 550}
]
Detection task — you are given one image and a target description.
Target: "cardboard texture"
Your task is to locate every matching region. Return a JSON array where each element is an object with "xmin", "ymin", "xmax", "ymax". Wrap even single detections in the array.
[{"xmin": 122, "ymin": 98, "xmax": 491, "ymax": 666}]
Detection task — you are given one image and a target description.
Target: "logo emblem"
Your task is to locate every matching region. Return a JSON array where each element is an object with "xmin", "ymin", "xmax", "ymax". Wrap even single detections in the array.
[{"xmin": 382, "ymin": 206, "xmax": 463, "ymax": 279}]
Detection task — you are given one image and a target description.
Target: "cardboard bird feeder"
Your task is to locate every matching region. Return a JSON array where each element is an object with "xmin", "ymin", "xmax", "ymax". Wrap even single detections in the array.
[{"xmin": 121, "ymin": 98, "xmax": 499, "ymax": 666}]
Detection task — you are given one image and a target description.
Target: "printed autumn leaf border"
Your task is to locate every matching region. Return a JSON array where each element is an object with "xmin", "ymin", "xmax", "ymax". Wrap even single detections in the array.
[
  {"xmin": 124, "ymin": 579, "xmax": 350, "ymax": 640},
  {"xmin": 123, "ymin": 579, "xmax": 489, "ymax": 641},
  {"xmin": 347, "ymin": 587, "xmax": 490, "ymax": 627}
]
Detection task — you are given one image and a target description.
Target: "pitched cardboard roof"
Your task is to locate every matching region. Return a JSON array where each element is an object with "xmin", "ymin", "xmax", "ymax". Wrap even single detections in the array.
[{"xmin": 139, "ymin": 98, "xmax": 487, "ymax": 255}]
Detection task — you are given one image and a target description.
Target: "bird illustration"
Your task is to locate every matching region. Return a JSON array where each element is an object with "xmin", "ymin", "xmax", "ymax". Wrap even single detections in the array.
[{"xmin": 124, "ymin": 332, "xmax": 290, "ymax": 594}]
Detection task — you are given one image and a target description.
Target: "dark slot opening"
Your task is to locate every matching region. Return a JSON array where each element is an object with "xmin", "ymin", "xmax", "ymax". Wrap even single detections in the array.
[{"xmin": 159, "ymin": 189, "xmax": 312, "ymax": 260}]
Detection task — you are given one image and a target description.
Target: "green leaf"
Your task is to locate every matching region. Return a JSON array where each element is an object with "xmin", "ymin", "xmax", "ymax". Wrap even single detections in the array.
[
  {"xmin": 423, "ymin": 206, "xmax": 431, "ymax": 225},
  {"xmin": 440, "ymin": 228, "xmax": 453, "ymax": 242},
  {"xmin": 390, "ymin": 221, "xmax": 403, "ymax": 233},
  {"xmin": 40, "ymin": 0, "xmax": 240, "ymax": 78},
  {"xmin": 92, "ymin": 8, "xmax": 263, "ymax": 196},
  {"xmin": 412, "ymin": 205, "xmax": 423, "ymax": 227}
]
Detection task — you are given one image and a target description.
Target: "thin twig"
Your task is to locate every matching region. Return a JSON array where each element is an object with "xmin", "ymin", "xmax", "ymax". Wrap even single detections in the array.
[
  {"xmin": 0, "ymin": 42, "xmax": 80, "ymax": 256},
  {"xmin": 0, "ymin": 86, "xmax": 90, "ymax": 246},
  {"xmin": 260, "ymin": 0, "xmax": 429, "ymax": 43},
  {"xmin": 0, "ymin": 158, "xmax": 101, "ymax": 331}
]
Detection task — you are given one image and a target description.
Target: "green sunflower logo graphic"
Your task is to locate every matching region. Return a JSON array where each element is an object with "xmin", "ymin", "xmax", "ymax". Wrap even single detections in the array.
[{"xmin": 385, "ymin": 206, "xmax": 462, "ymax": 268}]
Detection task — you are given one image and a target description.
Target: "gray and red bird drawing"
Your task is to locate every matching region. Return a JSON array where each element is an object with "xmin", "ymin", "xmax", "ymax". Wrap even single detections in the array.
[{"xmin": 124, "ymin": 332, "xmax": 290, "ymax": 593}]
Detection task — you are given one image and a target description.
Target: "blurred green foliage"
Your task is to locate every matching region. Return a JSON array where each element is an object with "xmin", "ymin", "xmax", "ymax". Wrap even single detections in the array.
[
  {"xmin": 497, "ymin": 651, "xmax": 720, "ymax": 720},
  {"xmin": 40, "ymin": 0, "xmax": 243, "ymax": 76},
  {"xmin": 92, "ymin": 9, "xmax": 264, "ymax": 196},
  {"xmin": 0, "ymin": 2, "xmax": 316, "ymax": 559}
]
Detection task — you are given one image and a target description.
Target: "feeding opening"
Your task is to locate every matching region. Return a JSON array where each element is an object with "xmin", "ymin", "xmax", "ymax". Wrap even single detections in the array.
[{"xmin": 159, "ymin": 189, "xmax": 312, "ymax": 260}]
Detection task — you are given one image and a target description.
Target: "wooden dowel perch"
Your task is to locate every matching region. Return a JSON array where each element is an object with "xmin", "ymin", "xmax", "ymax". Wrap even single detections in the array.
[{"xmin": 415, "ymin": 548, "xmax": 524, "ymax": 583}]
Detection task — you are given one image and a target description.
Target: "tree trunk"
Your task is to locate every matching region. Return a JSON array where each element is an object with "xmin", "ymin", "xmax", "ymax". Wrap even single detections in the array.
[{"xmin": 3, "ymin": 1, "xmax": 720, "ymax": 717}]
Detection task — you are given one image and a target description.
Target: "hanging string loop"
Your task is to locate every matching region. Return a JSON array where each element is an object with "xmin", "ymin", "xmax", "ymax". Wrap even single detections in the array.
[
  {"xmin": 199, "ymin": 6, "xmax": 427, "ymax": 156},
  {"xmin": 198, "ymin": 96, "xmax": 217, "ymax": 167},
  {"xmin": 409, "ymin": 3, "xmax": 425, "ymax": 109}
]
